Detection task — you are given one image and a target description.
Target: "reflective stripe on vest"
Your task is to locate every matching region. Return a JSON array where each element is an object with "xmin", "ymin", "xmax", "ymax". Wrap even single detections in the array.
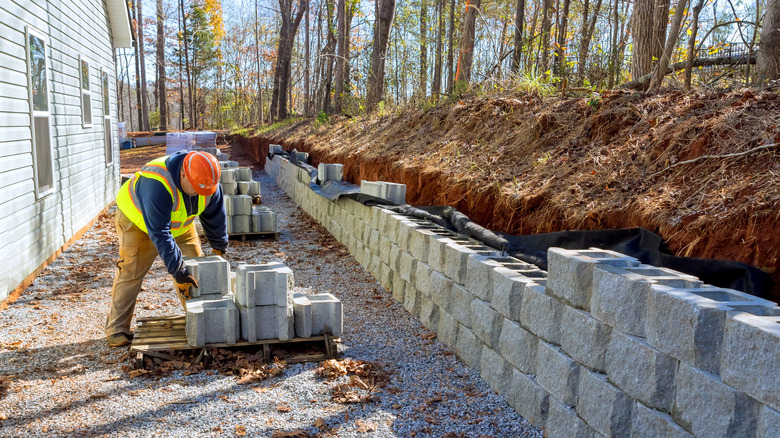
[{"xmin": 115, "ymin": 156, "xmax": 207, "ymax": 237}]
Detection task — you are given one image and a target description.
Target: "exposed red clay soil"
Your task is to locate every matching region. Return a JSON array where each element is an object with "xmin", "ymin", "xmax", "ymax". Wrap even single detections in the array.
[{"xmin": 235, "ymin": 90, "xmax": 780, "ymax": 300}]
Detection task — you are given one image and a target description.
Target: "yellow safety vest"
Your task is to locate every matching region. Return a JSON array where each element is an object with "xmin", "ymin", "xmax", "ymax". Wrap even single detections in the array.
[{"xmin": 116, "ymin": 156, "xmax": 210, "ymax": 237}]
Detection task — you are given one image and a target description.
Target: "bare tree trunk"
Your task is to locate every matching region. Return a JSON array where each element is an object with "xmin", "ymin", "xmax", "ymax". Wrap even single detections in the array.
[
  {"xmin": 366, "ymin": 0, "xmax": 398, "ymax": 111},
  {"xmin": 304, "ymin": 0, "xmax": 311, "ymax": 116},
  {"xmin": 178, "ymin": 0, "xmax": 184, "ymax": 130},
  {"xmin": 511, "ymin": 0, "xmax": 525, "ymax": 73},
  {"xmin": 632, "ymin": 0, "xmax": 655, "ymax": 78},
  {"xmin": 270, "ymin": 0, "xmax": 307, "ymax": 121},
  {"xmin": 432, "ymin": 0, "xmax": 444, "ymax": 97},
  {"xmin": 333, "ymin": 0, "xmax": 346, "ymax": 112},
  {"xmin": 684, "ymin": 0, "xmax": 705, "ymax": 90},
  {"xmin": 648, "ymin": 0, "xmax": 688, "ymax": 91},
  {"xmin": 554, "ymin": 0, "xmax": 570, "ymax": 77},
  {"xmin": 320, "ymin": 0, "xmax": 337, "ymax": 112},
  {"xmin": 156, "ymin": 0, "xmax": 167, "ymax": 131},
  {"xmin": 525, "ymin": 0, "xmax": 539, "ymax": 70},
  {"xmin": 255, "ymin": 0, "xmax": 264, "ymax": 123},
  {"xmin": 608, "ymin": 0, "xmax": 619, "ymax": 87},
  {"xmin": 446, "ymin": 0, "xmax": 455, "ymax": 92},
  {"xmin": 420, "ymin": 0, "xmax": 428, "ymax": 97},
  {"xmin": 180, "ymin": 0, "xmax": 194, "ymax": 128},
  {"xmin": 455, "ymin": 0, "xmax": 481, "ymax": 84},
  {"xmin": 756, "ymin": 0, "xmax": 780, "ymax": 83},
  {"xmin": 577, "ymin": 0, "xmax": 602, "ymax": 82},
  {"xmin": 540, "ymin": 0, "xmax": 552, "ymax": 71},
  {"xmin": 137, "ymin": 0, "xmax": 150, "ymax": 131},
  {"xmin": 132, "ymin": 2, "xmax": 143, "ymax": 131}
]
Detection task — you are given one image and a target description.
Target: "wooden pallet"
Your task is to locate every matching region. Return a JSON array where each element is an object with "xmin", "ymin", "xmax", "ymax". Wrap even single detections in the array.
[
  {"xmin": 228, "ymin": 231, "xmax": 279, "ymax": 241},
  {"xmin": 130, "ymin": 315, "xmax": 338, "ymax": 368}
]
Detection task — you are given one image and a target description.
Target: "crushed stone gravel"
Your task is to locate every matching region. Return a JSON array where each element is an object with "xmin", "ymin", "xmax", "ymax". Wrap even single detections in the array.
[{"xmin": 0, "ymin": 162, "xmax": 542, "ymax": 437}]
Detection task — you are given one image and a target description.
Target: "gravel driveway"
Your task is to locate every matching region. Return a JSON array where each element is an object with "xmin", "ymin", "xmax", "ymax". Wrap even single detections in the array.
[{"xmin": 0, "ymin": 159, "xmax": 541, "ymax": 437}]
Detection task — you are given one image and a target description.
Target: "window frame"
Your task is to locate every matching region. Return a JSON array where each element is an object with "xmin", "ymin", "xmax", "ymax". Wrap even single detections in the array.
[
  {"xmin": 101, "ymin": 67, "xmax": 113, "ymax": 165},
  {"xmin": 79, "ymin": 55, "xmax": 93, "ymax": 128},
  {"xmin": 25, "ymin": 26, "xmax": 56, "ymax": 199}
]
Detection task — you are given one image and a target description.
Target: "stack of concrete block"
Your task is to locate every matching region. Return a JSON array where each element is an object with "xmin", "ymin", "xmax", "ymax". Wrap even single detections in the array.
[
  {"xmin": 220, "ymin": 168, "xmax": 259, "ymax": 196},
  {"xmin": 234, "ymin": 263, "xmax": 296, "ymax": 341},
  {"xmin": 360, "ymin": 180, "xmax": 407, "ymax": 204},
  {"xmin": 182, "ymin": 256, "xmax": 239, "ymax": 347},
  {"xmin": 292, "ymin": 293, "xmax": 343, "ymax": 337},
  {"xmin": 219, "ymin": 160, "xmax": 239, "ymax": 169},
  {"xmin": 317, "ymin": 163, "xmax": 343, "ymax": 184},
  {"xmin": 251, "ymin": 206, "xmax": 277, "ymax": 233},
  {"xmin": 221, "ymin": 166, "xmax": 269, "ymax": 234},
  {"xmin": 265, "ymin": 152, "xmax": 780, "ymax": 438}
]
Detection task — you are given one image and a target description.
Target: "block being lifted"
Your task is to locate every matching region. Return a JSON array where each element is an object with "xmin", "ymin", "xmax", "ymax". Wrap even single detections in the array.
[
  {"xmin": 318, "ymin": 163, "xmax": 343, "ymax": 183},
  {"xmin": 181, "ymin": 256, "xmax": 231, "ymax": 297},
  {"xmin": 235, "ymin": 263, "xmax": 294, "ymax": 308},
  {"xmin": 360, "ymin": 180, "xmax": 407, "ymax": 205},
  {"xmin": 186, "ymin": 297, "xmax": 240, "ymax": 347}
]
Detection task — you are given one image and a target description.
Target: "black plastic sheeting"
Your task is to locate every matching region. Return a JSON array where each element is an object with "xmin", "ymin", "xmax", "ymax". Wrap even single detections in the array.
[{"xmin": 271, "ymin": 153, "xmax": 773, "ymax": 299}]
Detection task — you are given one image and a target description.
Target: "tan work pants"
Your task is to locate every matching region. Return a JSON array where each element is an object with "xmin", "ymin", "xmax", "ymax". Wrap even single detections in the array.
[{"xmin": 104, "ymin": 209, "xmax": 203, "ymax": 337}]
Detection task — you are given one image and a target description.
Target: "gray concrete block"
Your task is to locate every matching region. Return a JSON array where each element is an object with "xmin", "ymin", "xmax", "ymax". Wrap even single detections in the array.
[
  {"xmin": 404, "ymin": 286, "xmax": 421, "ymax": 317},
  {"xmin": 399, "ymin": 251, "xmax": 417, "ymax": 283},
  {"xmin": 758, "ymin": 405, "xmax": 780, "ymax": 438},
  {"xmin": 220, "ymin": 168, "xmax": 237, "ymax": 183},
  {"xmin": 455, "ymin": 325, "xmax": 483, "ymax": 370},
  {"xmin": 427, "ymin": 236, "xmax": 453, "ymax": 272},
  {"xmin": 182, "ymin": 256, "xmax": 230, "ymax": 297},
  {"xmin": 239, "ymin": 304, "xmax": 295, "ymax": 341},
  {"xmin": 492, "ymin": 268, "xmax": 534, "ymax": 321},
  {"xmin": 415, "ymin": 262, "xmax": 433, "ymax": 297},
  {"xmin": 251, "ymin": 207, "xmax": 277, "ymax": 232},
  {"xmin": 317, "ymin": 163, "xmax": 343, "ymax": 183},
  {"xmin": 673, "ymin": 363, "xmax": 760, "ymax": 437},
  {"xmin": 519, "ymin": 283, "xmax": 563, "ymax": 345},
  {"xmin": 480, "ymin": 346, "xmax": 513, "ymax": 396},
  {"xmin": 216, "ymin": 152, "xmax": 228, "ymax": 161},
  {"xmin": 235, "ymin": 263, "xmax": 293, "ymax": 308},
  {"xmin": 444, "ymin": 242, "xmax": 477, "ymax": 285},
  {"xmin": 721, "ymin": 311, "xmax": 780, "ymax": 411},
  {"xmin": 223, "ymin": 195, "xmax": 235, "ymax": 216},
  {"xmin": 419, "ymin": 299, "xmax": 440, "ymax": 331},
  {"xmin": 396, "ymin": 220, "xmax": 419, "ymax": 251},
  {"xmin": 391, "ymin": 274, "xmax": 407, "ymax": 303},
  {"xmin": 546, "ymin": 397, "xmax": 596, "ymax": 438},
  {"xmin": 577, "ymin": 369, "xmax": 633, "ymax": 438},
  {"xmin": 445, "ymin": 283, "xmax": 475, "ymax": 328},
  {"xmin": 269, "ymin": 144, "xmax": 283, "ymax": 154},
  {"xmin": 537, "ymin": 340, "xmax": 581, "ymax": 407},
  {"xmin": 379, "ymin": 236, "xmax": 392, "ymax": 265},
  {"xmin": 646, "ymin": 285, "xmax": 733, "ymax": 374},
  {"xmin": 547, "ymin": 247, "xmax": 640, "ymax": 310},
  {"xmin": 437, "ymin": 310, "xmax": 459, "ymax": 349},
  {"xmin": 308, "ymin": 293, "xmax": 343, "ymax": 336},
  {"xmin": 360, "ymin": 180, "xmax": 406, "ymax": 204},
  {"xmin": 222, "ymin": 181, "xmax": 238, "ymax": 195},
  {"xmin": 231, "ymin": 215, "xmax": 250, "ymax": 234},
  {"xmin": 591, "ymin": 264, "xmax": 654, "ymax": 337},
  {"xmin": 292, "ymin": 294, "xmax": 313, "ymax": 338},
  {"xmin": 606, "ymin": 331, "xmax": 678, "ymax": 413},
  {"xmin": 632, "ymin": 402, "xmax": 694, "ymax": 438},
  {"xmin": 429, "ymin": 270, "xmax": 453, "ymax": 308},
  {"xmin": 465, "ymin": 255, "xmax": 503, "ymax": 301},
  {"xmin": 237, "ymin": 181, "xmax": 259, "ymax": 195},
  {"xmin": 471, "ymin": 299, "xmax": 503, "ymax": 348},
  {"xmin": 232, "ymin": 195, "xmax": 252, "ymax": 215},
  {"xmin": 498, "ymin": 319, "xmax": 537, "ymax": 374},
  {"xmin": 378, "ymin": 261, "xmax": 393, "ymax": 291},
  {"xmin": 235, "ymin": 167, "xmax": 252, "ymax": 181},
  {"xmin": 560, "ymin": 306, "xmax": 612, "ymax": 373},
  {"xmin": 409, "ymin": 229, "xmax": 432, "ymax": 263},
  {"xmin": 186, "ymin": 297, "xmax": 240, "ymax": 347},
  {"xmin": 505, "ymin": 369, "xmax": 550, "ymax": 429}
]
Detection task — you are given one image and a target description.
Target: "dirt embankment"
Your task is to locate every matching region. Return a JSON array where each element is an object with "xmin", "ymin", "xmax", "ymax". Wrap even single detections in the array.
[{"xmin": 231, "ymin": 90, "xmax": 780, "ymax": 300}]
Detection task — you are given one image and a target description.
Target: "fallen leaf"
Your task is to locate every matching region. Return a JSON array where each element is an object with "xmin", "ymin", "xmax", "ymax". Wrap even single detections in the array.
[
  {"xmin": 314, "ymin": 417, "xmax": 325, "ymax": 428},
  {"xmin": 218, "ymin": 394, "xmax": 231, "ymax": 403},
  {"xmin": 236, "ymin": 425, "xmax": 247, "ymax": 436},
  {"xmin": 0, "ymin": 412, "xmax": 7, "ymax": 421},
  {"xmin": 356, "ymin": 420, "xmax": 377, "ymax": 433},
  {"xmin": 271, "ymin": 430, "xmax": 309, "ymax": 438},
  {"xmin": 89, "ymin": 393, "xmax": 108, "ymax": 399},
  {"xmin": 212, "ymin": 426, "xmax": 222, "ymax": 432},
  {"xmin": 276, "ymin": 403, "xmax": 291, "ymax": 413},
  {"xmin": 128, "ymin": 369, "xmax": 149, "ymax": 378},
  {"xmin": 420, "ymin": 332, "xmax": 436, "ymax": 340},
  {"xmin": 391, "ymin": 403, "xmax": 401, "ymax": 409},
  {"xmin": 425, "ymin": 394, "xmax": 443, "ymax": 404},
  {"xmin": 349, "ymin": 375, "xmax": 369, "ymax": 390}
]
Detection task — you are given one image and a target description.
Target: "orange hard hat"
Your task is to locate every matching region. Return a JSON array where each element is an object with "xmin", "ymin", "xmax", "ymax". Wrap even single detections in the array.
[{"xmin": 183, "ymin": 151, "xmax": 221, "ymax": 196}]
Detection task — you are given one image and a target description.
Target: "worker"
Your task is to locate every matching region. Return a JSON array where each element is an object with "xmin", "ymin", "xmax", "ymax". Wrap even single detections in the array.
[{"xmin": 105, "ymin": 150, "xmax": 229, "ymax": 347}]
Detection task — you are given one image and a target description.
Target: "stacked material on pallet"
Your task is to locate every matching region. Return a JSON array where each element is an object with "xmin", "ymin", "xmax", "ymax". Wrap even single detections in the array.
[
  {"xmin": 220, "ymin": 167, "xmax": 277, "ymax": 235},
  {"xmin": 181, "ymin": 258, "xmax": 345, "ymax": 347},
  {"xmin": 181, "ymin": 256, "xmax": 239, "ymax": 347},
  {"xmin": 235, "ymin": 263, "xmax": 296, "ymax": 342},
  {"xmin": 166, "ymin": 131, "xmax": 219, "ymax": 155}
]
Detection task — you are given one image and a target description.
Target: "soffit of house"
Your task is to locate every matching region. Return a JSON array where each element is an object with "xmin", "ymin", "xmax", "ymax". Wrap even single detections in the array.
[{"xmin": 107, "ymin": 0, "xmax": 132, "ymax": 48}]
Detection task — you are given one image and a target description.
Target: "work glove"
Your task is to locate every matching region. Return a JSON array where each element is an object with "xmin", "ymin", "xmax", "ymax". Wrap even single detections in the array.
[
  {"xmin": 173, "ymin": 268, "xmax": 199, "ymax": 310},
  {"xmin": 210, "ymin": 248, "xmax": 225, "ymax": 257}
]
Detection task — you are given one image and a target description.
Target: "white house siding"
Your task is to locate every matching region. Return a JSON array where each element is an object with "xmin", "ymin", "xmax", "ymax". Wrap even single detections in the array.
[{"xmin": 0, "ymin": 0, "xmax": 126, "ymax": 300}]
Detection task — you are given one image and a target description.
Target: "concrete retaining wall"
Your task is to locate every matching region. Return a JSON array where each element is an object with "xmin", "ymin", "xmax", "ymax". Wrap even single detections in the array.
[{"xmin": 267, "ymin": 154, "xmax": 780, "ymax": 438}]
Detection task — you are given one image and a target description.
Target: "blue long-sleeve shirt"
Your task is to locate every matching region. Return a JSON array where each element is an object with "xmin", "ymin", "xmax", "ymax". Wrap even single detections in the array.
[{"xmin": 135, "ymin": 151, "xmax": 228, "ymax": 277}]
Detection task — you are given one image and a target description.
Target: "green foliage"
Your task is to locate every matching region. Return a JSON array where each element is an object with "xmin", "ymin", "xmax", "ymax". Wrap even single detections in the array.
[
  {"xmin": 587, "ymin": 93, "xmax": 602, "ymax": 110},
  {"xmin": 148, "ymin": 111, "xmax": 161, "ymax": 130},
  {"xmin": 516, "ymin": 70, "xmax": 556, "ymax": 96},
  {"xmin": 231, "ymin": 127, "xmax": 252, "ymax": 137},
  {"xmin": 316, "ymin": 111, "xmax": 330, "ymax": 124}
]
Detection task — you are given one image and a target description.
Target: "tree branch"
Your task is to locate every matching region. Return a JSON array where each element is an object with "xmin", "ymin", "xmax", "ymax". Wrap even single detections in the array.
[{"xmin": 621, "ymin": 54, "xmax": 756, "ymax": 89}]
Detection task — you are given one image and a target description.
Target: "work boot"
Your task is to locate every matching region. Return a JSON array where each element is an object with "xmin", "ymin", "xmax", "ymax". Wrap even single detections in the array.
[{"xmin": 107, "ymin": 332, "xmax": 133, "ymax": 348}]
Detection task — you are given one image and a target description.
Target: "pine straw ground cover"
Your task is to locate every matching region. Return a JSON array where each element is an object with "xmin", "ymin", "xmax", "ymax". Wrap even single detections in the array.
[
  {"xmin": 0, "ymin": 147, "xmax": 539, "ymax": 437},
  {"xmin": 242, "ymin": 89, "xmax": 780, "ymax": 300}
]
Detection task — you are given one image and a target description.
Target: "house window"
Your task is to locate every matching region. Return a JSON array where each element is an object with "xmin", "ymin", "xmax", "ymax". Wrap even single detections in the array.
[
  {"xmin": 102, "ymin": 68, "xmax": 112, "ymax": 164},
  {"xmin": 79, "ymin": 56, "xmax": 92, "ymax": 127},
  {"xmin": 26, "ymin": 27, "xmax": 54, "ymax": 197}
]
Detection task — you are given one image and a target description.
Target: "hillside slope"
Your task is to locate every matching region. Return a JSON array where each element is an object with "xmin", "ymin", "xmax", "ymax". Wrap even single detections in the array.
[{"xmin": 234, "ymin": 89, "xmax": 780, "ymax": 299}]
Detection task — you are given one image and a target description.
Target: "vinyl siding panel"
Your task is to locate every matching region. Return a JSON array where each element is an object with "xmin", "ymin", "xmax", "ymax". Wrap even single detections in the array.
[{"xmin": 0, "ymin": 0, "xmax": 121, "ymax": 300}]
